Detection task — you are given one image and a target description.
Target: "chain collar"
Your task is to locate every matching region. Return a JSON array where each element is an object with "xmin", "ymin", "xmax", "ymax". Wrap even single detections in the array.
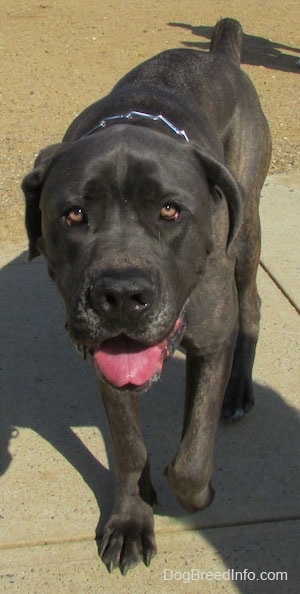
[{"xmin": 80, "ymin": 110, "xmax": 189, "ymax": 142}]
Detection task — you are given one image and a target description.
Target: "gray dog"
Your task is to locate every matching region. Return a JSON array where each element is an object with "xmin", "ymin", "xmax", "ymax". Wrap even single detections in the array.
[{"xmin": 22, "ymin": 18, "xmax": 271, "ymax": 574}]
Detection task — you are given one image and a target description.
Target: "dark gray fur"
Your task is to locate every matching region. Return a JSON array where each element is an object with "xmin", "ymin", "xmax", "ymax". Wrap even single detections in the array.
[{"xmin": 22, "ymin": 19, "xmax": 271, "ymax": 574}]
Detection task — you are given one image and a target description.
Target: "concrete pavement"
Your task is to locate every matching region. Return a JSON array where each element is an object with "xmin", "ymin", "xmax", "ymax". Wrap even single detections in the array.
[{"xmin": 0, "ymin": 172, "xmax": 299, "ymax": 592}]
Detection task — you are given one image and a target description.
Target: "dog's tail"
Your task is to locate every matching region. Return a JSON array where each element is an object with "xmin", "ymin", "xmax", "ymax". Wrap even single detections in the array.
[{"xmin": 209, "ymin": 18, "xmax": 243, "ymax": 65}]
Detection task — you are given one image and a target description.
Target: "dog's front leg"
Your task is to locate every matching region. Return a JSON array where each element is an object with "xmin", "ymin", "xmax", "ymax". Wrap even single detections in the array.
[
  {"xmin": 98, "ymin": 382, "xmax": 157, "ymax": 574},
  {"xmin": 166, "ymin": 338, "xmax": 235, "ymax": 512}
]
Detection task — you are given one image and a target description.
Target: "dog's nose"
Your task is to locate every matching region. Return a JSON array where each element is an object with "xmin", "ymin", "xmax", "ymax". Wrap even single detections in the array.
[{"xmin": 90, "ymin": 272, "xmax": 155, "ymax": 321}]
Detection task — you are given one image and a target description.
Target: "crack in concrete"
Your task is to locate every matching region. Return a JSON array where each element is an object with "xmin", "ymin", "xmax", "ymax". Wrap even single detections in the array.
[{"xmin": 259, "ymin": 260, "xmax": 300, "ymax": 315}]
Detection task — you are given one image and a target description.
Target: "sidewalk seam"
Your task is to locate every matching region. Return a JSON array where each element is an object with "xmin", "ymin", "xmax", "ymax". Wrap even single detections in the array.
[
  {"xmin": 259, "ymin": 260, "xmax": 300, "ymax": 315},
  {"xmin": 1, "ymin": 517, "xmax": 299, "ymax": 552}
]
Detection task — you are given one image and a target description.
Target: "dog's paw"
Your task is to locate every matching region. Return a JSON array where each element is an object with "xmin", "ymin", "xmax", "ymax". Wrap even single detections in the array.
[
  {"xmin": 97, "ymin": 501, "xmax": 157, "ymax": 575},
  {"xmin": 222, "ymin": 375, "xmax": 255, "ymax": 422}
]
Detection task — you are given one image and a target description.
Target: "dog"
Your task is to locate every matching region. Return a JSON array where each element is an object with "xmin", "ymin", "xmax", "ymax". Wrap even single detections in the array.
[{"xmin": 22, "ymin": 18, "xmax": 271, "ymax": 574}]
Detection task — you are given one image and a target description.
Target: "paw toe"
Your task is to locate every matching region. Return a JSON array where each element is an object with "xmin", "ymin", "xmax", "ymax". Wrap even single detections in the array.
[{"xmin": 98, "ymin": 509, "xmax": 156, "ymax": 574}]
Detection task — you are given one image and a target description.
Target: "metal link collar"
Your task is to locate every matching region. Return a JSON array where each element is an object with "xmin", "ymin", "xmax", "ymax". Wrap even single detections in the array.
[{"xmin": 80, "ymin": 110, "xmax": 189, "ymax": 142}]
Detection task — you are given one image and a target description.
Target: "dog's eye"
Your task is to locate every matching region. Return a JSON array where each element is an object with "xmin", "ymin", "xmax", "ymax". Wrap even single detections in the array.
[
  {"xmin": 64, "ymin": 207, "xmax": 87, "ymax": 226},
  {"xmin": 160, "ymin": 203, "xmax": 180, "ymax": 221}
]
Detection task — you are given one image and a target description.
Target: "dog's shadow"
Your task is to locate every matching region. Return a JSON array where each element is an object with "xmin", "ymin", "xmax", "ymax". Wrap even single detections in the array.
[
  {"xmin": 168, "ymin": 22, "xmax": 300, "ymax": 73},
  {"xmin": 1, "ymin": 252, "xmax": 299, "ymax": 588}
]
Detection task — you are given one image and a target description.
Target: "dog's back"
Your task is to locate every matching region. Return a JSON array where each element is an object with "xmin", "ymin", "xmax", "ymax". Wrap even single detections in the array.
[{"xmin": 64, "ymin": 19, "xmax": 256, "ymax": 152}]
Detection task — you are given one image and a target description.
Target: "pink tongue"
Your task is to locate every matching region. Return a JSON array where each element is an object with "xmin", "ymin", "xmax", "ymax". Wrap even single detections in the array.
[{"xmin": 93, "ymin": 336, "xmax": 167, "ymax": 387}]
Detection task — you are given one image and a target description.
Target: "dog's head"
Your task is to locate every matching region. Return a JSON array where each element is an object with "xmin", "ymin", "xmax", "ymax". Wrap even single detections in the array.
[{"xmin": 22, "ymin": 126, "xmax": 242, "ymax": 389}]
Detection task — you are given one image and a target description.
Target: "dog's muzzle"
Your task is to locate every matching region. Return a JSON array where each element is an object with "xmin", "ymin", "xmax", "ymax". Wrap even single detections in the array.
[{"xmin": 66, "ymin": 269, "xmax": 187, "ymax": 390}]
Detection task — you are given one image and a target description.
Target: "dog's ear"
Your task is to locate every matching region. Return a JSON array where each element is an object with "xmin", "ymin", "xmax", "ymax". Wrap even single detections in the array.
[
  {"xmin": 21, "ymin": 144, "xmax": 64, "ymax": 260},
  {"xmin": 193, "ymin": 147, "xmax": 244, "ymax": 253}
]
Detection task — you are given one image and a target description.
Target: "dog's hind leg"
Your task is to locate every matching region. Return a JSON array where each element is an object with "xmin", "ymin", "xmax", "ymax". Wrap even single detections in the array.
[
  {"xmin": 222, "ymin": 117, "xmax": 271, "ymax": 421},
  {"xmin": 222, "ymin": 291, "xmax": 261, "ymax": 422}
]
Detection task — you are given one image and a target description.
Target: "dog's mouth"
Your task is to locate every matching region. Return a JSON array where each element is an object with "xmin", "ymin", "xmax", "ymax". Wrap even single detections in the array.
[{"xmin": 90, "ymin": 315, "xmax": 186, "ymax": 389}]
